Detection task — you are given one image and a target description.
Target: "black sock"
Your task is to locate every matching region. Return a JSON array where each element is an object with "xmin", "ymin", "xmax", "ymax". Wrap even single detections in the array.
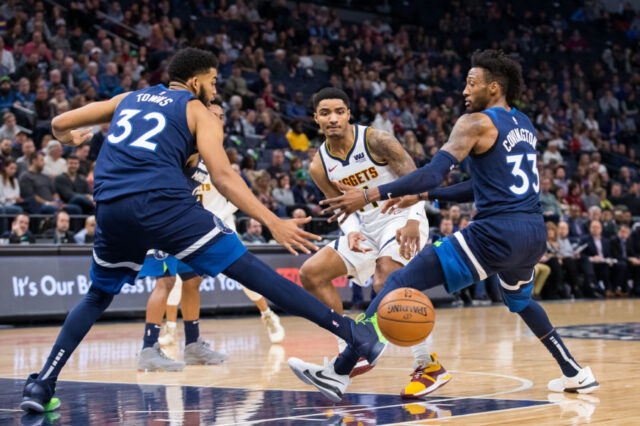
[
  {"xmin": 184, "ymin": 320, "xmax": 199, "ymax": 345},
  {"xmin": 38, "ymin": 286, "xmax": 113, "ymax": 380},
  {"xmin": 519, "ymin": 300, "xmax": 581, "ymax": 377},
  {"xmin": 221, "ymin": 252, "xmax": 353, "ymax": 343},
  {"xmin": 334, "ymin": 345, "xmax": 359, "ymax": 375},
  {"xmin": 143, "ymin": 323, "xmax": 161, "ymax": 349}
]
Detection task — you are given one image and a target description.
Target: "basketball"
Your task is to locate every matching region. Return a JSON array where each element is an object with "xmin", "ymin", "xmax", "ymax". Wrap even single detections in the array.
[{"xmin": 377, "ymin": 288, "xmax": 435, "ymax": 346}]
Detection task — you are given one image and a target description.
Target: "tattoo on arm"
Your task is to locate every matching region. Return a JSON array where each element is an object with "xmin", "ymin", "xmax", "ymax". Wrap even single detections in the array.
[
  {"xmin": 367, "ymin": 128, "xmax": 417, "ymax": 177},
  {"xmin": 440, "ymin": 113, "xmax": 489, "ymax": 162}
]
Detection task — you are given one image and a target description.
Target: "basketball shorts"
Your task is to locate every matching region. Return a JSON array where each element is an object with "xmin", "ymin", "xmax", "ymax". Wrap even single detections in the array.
[
  {"xmin": 90, "ymin": 189, "xmax": 247, "ymax": 295},
  {"xmin": 433, "ymin": 213, "xmax": 547, "ymax": 312},
  {"xmin": 331, "ymin": 211, "xmax": 429, "ymax": 285},
  {"xmin": 138, "ymin": 252, "xmax": 199, "ymax": 281}
]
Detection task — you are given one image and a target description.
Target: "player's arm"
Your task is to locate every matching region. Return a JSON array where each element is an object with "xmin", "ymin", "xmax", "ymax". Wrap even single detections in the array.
[
  {"xmin": 51, "ymin": 93, "xmax": 129, "ymax": 146},
  {"xmin": 322, "ymin": 113, "xmax": 490, "ymax": 224},
  {"xmin": 365, "ymin": 128, "xmax": 423, "ymax": 256},
  {"xmin": 191, "ymin": 100, "xmax": 320, "ymax": 255}
]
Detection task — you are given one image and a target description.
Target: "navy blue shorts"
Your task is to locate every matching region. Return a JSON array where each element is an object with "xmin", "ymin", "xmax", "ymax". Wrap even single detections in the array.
[
  {"xmin": 138, "ymin": 252, "xmax": 199, "ymax": 280},
  {"xmin": 434, "ymin": 214, "xmax": 547, "ymax": 311},
  {"xmin": 90, "ymin": 189, "xmax": 247, "ymax": 294}
]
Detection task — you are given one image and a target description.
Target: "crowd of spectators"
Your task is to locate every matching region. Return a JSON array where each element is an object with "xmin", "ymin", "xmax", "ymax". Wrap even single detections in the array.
[{"xmin": 0, "ymin": 1, "xmax": 639, "ymax": 300}]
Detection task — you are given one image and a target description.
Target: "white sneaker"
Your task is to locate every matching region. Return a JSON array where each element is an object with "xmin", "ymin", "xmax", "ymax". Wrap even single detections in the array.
[
  {"xmin": 288, "ymin": 356, "xmax": 350, "ymax": 402},
  {"xmin": 158, "ymin": 324, "xmax": 178, "ymax": 348},
  {"xmin": 261, "ymin": 310, "xmax": 285, "ymax": 343},
  {"xmin": 548, "ymin": 366, "xmax": 599, "ymax": 394}
]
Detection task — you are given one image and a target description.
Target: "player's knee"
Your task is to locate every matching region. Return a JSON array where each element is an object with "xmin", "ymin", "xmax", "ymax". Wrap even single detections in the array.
[
  {"xmin": 502, "ymin": 294, "xmax": 530, "ymax": 313},
  {"xmin": 299, "ymin": 262, "xmax": 326, "ymax": 292},
  {"xmin": 154, "ymin": 276, "xmax": 176, "ymax": 293},
  {"xmin": 374, "ymin": 258, "xmax": 400, "ymax": 292}
]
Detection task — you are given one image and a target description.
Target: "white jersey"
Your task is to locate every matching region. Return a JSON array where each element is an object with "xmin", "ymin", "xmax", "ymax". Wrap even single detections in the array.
[
  {"xmin": 319, "ymin": 124, "xmax": 429, "ymax": 285},
  {"xmin": 318, "ymin": 124, "xmax": 400, "ymax": 227},
  {"xmin": 188, "ymin": 159, "xmax": 237, "ymax": 229}
]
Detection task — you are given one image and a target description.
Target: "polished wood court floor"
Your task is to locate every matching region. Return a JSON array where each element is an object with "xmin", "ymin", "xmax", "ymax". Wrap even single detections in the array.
[{"xmin": 1, "ymin": 299, "xmax": 639, "ymax": 424}]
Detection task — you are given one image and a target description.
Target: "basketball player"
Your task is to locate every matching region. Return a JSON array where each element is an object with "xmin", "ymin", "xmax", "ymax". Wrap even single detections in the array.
[
  {"xmin": 289, "ymin": 49, "xmax": 598, "ymax": 401},
  {"xmin": 299, "ymin": 87, "xmax": 449, "ymax": 398},
  {"xmin": 21, "ymin": 48, "xmax": 385, "ymax": 413},
  {"xmin": 137, "ymin": 100, "xmax": 284, "ymax": 372}
]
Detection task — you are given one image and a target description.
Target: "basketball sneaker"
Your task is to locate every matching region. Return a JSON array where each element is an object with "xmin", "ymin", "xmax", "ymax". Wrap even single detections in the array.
[
  {"xmin": 548, "ymin": 366, "xmax": 599, "ymax": 394},
  {"xmin": 261, "ymin": 309, "xmax": 285, "ymax": 343},
  {"xmin": 288, "ymin": 356, "xmax": 351, "ymax": 402},
  {"xmin": 158, "ymin": 323, "xmax": 178, "ymax": 348},
  {"xmin": 401, "ymin": 353, "xmax": 451, "ymax": 398},
  {"xmin": 138, "ymin": 343, "xmax": 185, "ymax": 372},
  {"xmin": 184, "ymin": 338, "xmax": 228, "ymax": 365},
  {"xmin": 20, "ymin": 373, "xmax": 61, "ymax": 413},
  {"xmin": 351, "ymin": 313, "xmax": 388, "ymax": 365}
]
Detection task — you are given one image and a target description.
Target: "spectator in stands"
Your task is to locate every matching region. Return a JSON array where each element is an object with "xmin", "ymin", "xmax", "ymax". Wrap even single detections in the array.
[
  {"xmin": 48, "ymin": 87, "xmax": 70, "ymax": 115},
  {"xmin": 581, "ymin": 184, "xmax": 600, "ymax": 211},
  {"xmin": 540, "ymin": 222, "xmax": 567, "ymax": 299},
  {"xmin": 601, "ymin": 208, "xmax": 618, "ymax": 238},
  {"xmin": 539, "ymin": 178, "xmax": 562, "ymax": 222},
  {"xmin": 557, "ymin": 221, "xmax": 581, "ymax": 296},
  {"xmin": 292, "ymin": 168, "xmax": 321, "ymax": 215},
  {"xmin": 19, "ymin": 152, "xmax": 81, "ymax": 215},
  {"xmin": 74, "ymin": 143, "xmax": 91, "ymax": 176},
  {"xmin": 610, "ymin": 224, "xmax": 633, "ymax": 296},
  {"xmin": 265, "ymin": 119, "xmax": 289, "ymax": 149},
  {"xmin": 542, "ymin": 140, "xmax": 563, "ymax": 165},
  {"xmin": 434, "ymin": 218, "xmax": 453, "ymax": 241},
  {"xmin": 286, "ymin": 92, "xmax": 307, "ymax": 118},
  {"xmin": 241, "ymin": 218, "xmax": 266, "ymax": 244},
  {"xmin": 609, "ymin": 182, "xmax": 626, "ymax": 207},
  {"xmin": 567, "ymin": 204, "xmax": 586, "ymax": 239},
  {"xmin": 581, "ymin": 220, "xmax": 614, "ymax": 298},
  {"xmin": 253, "ymin": 170, "xmax": 286, "ymax": 217},
  {"xmin": 0, "ymin": 38, "xmax": 15, "ymax": 76},
  {"xmin": 99, "ymin": 62, "xmax": 121, "ymax": 98},
  {"xmin": 16, "ymin": 139, "xmax": 34, "ymax": 177},
  {"xmin": 372, "ymin": 109, "xmax": 393, "ymax": 134},
  {"xmin": 286, "ymin": 119, "xmax": 309, "ymax": 151},
  {"xmin": 1, "ymin": 213, "xmax": 34, "ymax": 244},
  {"xmin": 74, "ymin": 215, "xmax": 95, "ymax": 244},
  {"xmin": 0, "ymin": 112, "xmax": 28, "ymax": 141},
  {"xmin": 15, "ymin": 78, "xmax": 35, "ymax": 109},
  {"xmin": 42, "ymin": 210, "xmax": 75, "ymax": 244},
  {"xmin": 272, "ymin": 174, "xmax": 295, "ymax": 208},
  {"xmin": 292, "ymin": 208, "xmax": 307, "ymax": 229},
  {"xmin": 0, "ymin": 158, "xmax": 23, "ymax": 232},
  {"xmin": 596, "ymin": 187, "xmax": 613, "ymax": 211},
  {"xmin": 625, "ymin": 182, "xmax": 640, "ymax": 216},
  {"xmin": 89, "ymin": 123, "xmax": 109, "ymax": 161},
  {"xmin": 224, "ymin": 65, "xmax": 252, "ymax": 100},
  {"xmin": 266, "ymin": 149, "xmax": 287, "ymax": 179},
  {"xmin": 54, "ymin": 155, "xmax": 94, "ymax": 214},
  {"xmin": 565, "ymin": 182, "xmax": 586, "ymax": 213},
  {"xmin": 0, "ymin": 138, "xmax": 11, "ymax": 162},
  {"xmin": 0, "ymin": 76, "xmax": 16, "ymax": 111},
  {"xmin": 43, "ymin": 140, "xmax": 67, "ymax": 177}
]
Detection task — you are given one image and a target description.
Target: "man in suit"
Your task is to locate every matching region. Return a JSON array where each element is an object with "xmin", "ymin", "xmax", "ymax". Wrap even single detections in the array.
[
  {"xmin": 568, "ymin": 204, "xmax": 586, "ymax": 240},
  {"xmin": 581, "ymin": 220, "xmax": 616, "ymax": 297},
  {"xmin": 610, "ymin": 224, "xmax": 634, "ymax": 296},
  {"xmin": 630, "ymin": 227, "xmax": 640, "ymax": 295}
]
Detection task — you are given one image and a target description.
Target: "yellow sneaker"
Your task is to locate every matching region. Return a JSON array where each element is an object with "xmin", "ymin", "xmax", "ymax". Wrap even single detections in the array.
[{"xmin": 401, "ymin": 353, "xmax": 451, "ymax": 399}]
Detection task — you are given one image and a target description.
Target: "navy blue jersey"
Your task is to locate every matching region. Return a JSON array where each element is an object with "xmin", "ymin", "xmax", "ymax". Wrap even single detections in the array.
[
  {"xmin": 93, "ymin": 85, "xmax": 197, "ymax": 201},
  {"xmin": 470, "ymin": 107, "xmax": 542, "ymax": 219}
]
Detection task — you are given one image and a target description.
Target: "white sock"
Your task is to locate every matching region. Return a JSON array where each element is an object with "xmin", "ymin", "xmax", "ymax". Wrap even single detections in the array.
[
  {"xmin": 337, "ymin": 336, "xmax": 347, "ymax": 352},
  {"xmin": 261, "ymin": 308, "xmax": 271, "ymax": 318},
  {"xmin": 166, "ymin": 321, "xmax": 177, "ymax": 330},
  {"xmin": 411, "ymin": 336, "xmax": 432, "ymax": 368}
]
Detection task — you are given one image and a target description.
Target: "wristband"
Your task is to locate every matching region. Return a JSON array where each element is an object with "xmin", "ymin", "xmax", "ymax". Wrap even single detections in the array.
[{"xmin": 363, "ymin": 188, "xmax": 370, "ymax": 204}]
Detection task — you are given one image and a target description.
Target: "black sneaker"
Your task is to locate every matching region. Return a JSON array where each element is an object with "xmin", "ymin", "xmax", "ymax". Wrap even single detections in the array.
[
  {"xmin": 351, "ymin": 313, "xmax": 388, "ymax": 365},
  {"xmin": 20, "ymin": 373, "xmax": 60, "ymax": 413}
]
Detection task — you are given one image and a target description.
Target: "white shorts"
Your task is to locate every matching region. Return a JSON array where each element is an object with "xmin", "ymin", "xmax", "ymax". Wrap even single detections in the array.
[{"xmin": 330, "ymin": 212, "xmax": 429, "ymax": 286}]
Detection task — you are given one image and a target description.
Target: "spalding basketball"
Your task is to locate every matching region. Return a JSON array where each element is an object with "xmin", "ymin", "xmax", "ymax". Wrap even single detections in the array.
[{"xmin": 377, "ymin": 288, "xmax": 435, "ymax": 346}]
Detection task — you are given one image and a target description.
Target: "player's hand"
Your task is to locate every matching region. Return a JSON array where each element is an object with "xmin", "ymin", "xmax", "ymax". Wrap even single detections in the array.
[
  {"xmin": 348, "ymin": 232, "xmax": 372, "ymax": 253},
  {"xmin": 381, "ymin": 194, "xmax": 422, "ymax": 214},
  {"xmin": 268, "ymin": 216, "xmax": 321, "ymax": 256},
  {"xmin": 320, "ymin": 182, "xmax": 368, "ymax": 224},
  {"xmin": 67, "ymin": 128, "xmax": 93, "ymax": 146},
  {"xmin": 396, "ymin": 220, "xmax": 420, "ymax": 259}
]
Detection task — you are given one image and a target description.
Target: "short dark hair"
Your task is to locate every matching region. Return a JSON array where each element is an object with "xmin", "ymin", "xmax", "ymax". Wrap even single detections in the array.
[
  {"xmin": 67, "ymin": 154, "xmax": 78, "ymax": 161},
  {"xmin": 168, "ymin": 48, "xmax": 219, "ymax": 84},
  {"xmin": 28, "ymin": 151, "xmax": 43, "ymax": 164},
  {"xmin": 471, "ymin": 49, "xmax": 523, "ymax": 106},
  {"xmin": 312, "ymin": 87, "xmax": 350, "ymax": 110}
]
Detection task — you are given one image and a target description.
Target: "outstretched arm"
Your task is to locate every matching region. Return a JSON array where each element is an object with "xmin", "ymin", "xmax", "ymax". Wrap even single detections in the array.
[
  {"xmin": 428, "ymin": 180, "xmax": 475, "ymax": 203},
  {"xmin": 192, "ymin": 100, "xmax": 320, "ymax": 255},
  {"xmin": 51, "ymin": 93, "xmax": 129, "ymax": 145},
  {"xmin": 321, "ymin": 113, "xmax": 492, "ymax": 223}
]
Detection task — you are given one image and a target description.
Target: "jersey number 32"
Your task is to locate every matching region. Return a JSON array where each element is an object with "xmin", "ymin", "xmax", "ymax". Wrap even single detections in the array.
[{"xmin": 107, "ymin": 108, "xmax": 166, "ymax": 151}]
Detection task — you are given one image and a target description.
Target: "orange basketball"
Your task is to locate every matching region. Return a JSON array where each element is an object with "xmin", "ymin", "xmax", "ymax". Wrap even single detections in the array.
[{"xmin": 376, "ymin": 287, "xmax": 435, "ymax": 346}]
